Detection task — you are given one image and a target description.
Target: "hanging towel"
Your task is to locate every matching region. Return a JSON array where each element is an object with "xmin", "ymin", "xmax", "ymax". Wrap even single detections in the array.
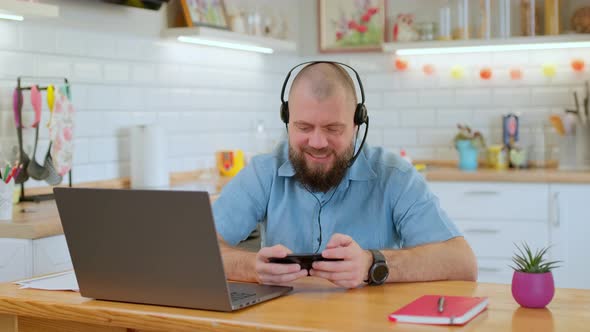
[{"xmin": 49, "ymin": 86, "xmax": 75, "ymax": 176}]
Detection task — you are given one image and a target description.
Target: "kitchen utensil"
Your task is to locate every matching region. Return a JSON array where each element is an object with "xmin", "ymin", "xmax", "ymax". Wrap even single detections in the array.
[
  {"xmin": 549, "ymin": 114, "xmax": 565, "ymax": 136},
  {"xmin": 12, "ymin": 88, "xmax": 29, "ymax": 184},
  {"xmin": 27, "ymin": 85, "xmax": 49, "ymax": 181},
  {"xmin": 585, "ymin": 81, "xmax": 589, "ymax": 119},
  {"xmin": 574, "ymin": 91, "xmax": 585, "ymax": 124},
  {"xmin": 46, "ymin": 84, "xmax": 55, "ymax": 128}
]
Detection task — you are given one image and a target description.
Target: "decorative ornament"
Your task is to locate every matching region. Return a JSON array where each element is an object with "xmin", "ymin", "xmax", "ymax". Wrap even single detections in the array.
[
  {"xmin": 395, "ymin": 58, "xmax": 409, "ymax": 71},
  {"xmin": 542, "ymin": 63, "xmax": 557, "ymax": 78},
  {"xmin": 480, "ymin": 67, "xmax": 493, "ymax": 80},
  {"xmin": 422, "ymin": 64, "xmax": 435, "ymax": 76},
  {"xmin": 451, "ymin": 65, "xmax": 465, "ymax": 79},
  {"xmin": 510, "ymin": 68, "xmax": 523, "ymax": 80},
  {"xmin": 571, "ymin": 59, "xmax": 586, "ymax": 72},
  {"xmin": 571, "ymin": 7, "xmax": 590, "ymax": 33},
  {"xmin": 392, "ymin": 13, "xmax": 419, "ymax": 42}
]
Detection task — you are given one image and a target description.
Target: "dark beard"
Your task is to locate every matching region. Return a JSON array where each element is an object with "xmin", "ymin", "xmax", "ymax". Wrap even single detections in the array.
[{"xmin": 289, "ymin": 143, "xmax": 354, "ymax": 193}]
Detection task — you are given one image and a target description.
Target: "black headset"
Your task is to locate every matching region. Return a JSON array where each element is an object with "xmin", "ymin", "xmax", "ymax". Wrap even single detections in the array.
[{"xmin": 279, "ymin": 61, "xmax": 370, "ymax": 167}]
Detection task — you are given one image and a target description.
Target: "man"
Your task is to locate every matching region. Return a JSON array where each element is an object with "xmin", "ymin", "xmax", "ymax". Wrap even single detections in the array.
[{"xmin": 213, "ymin": 62, "xmax": 477, "ymax": 289}]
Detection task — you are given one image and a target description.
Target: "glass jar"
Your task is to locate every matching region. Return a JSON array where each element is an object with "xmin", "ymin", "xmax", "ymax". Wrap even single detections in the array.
[
  {"xmin": 478, "ymin": 0, "xmax": 492, "ymax": 39},
  {"xmin": 497, "ymin": 0, "xmax": 511, "ymax": 38},
  {"xmin": 520, "ymin": 0, "xmax": 539, "ymax": 36},
  {"xmin": 453, "ymin": 0, "xmax": 469, "ymax": 40},
  {"xmin": 439, "ymin": 2, "xmax": 452, "ymax": 40},
  {"xmin": 544, "ymin": 0, "xmax": 561, "ymax": 35}
]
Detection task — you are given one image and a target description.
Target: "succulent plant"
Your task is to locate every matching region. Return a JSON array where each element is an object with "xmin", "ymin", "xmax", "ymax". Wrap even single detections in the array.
[
  {"xmin": 453, "ymin": 124, "xmax": 486, "ymax": 149},
  {"xmin": 510, "ymin": 243, "xmax": 561, "ymax": 274}
]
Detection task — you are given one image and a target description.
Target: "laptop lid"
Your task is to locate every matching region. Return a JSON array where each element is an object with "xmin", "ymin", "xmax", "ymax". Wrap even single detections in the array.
[{"xmin": 54, "ymin": 187, "xmax": 268, "ymax": 311}]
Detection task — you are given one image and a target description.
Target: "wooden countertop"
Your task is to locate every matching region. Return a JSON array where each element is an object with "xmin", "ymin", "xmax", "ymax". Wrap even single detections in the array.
[
  {"xmin": 3, "ymin": 166, "xmax": 590, "ymax": 240},
  {"xmin": 0, "ymin": 277, "xmax": 588, "ymax": 331},
  {"xmin": 423, "ymin": 166, "xmax": 590, "ymax": 184}
]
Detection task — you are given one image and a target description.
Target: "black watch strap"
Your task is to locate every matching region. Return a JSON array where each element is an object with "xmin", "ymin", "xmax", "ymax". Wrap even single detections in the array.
[
  {"xmin": 370, "ymin": 249, "xmax": 386, "ymax": 264},
  {"xmin": 364, "ymin": 249, "xmax": 388, "ymax": 285}
]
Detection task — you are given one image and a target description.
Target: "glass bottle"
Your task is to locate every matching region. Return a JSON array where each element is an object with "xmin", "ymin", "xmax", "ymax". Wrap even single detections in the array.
[
  {"xmin": 520, "ymin": 0, "xmax": 537, "ymax": 36},
  {"xmin": 478, "ymin": 0, "xmax": 492, "ymax": 39},
  {"xmin": 439, "ymin": 0, "xmax": 452, "ymax": 40},
  {"xmin": 255, "ymin": 120, "xmax": 268, "ymax": 155},
  {"xmin": 453, "ymin": 0, "xmax": 469, "ymax": 40},
  {"xmin": 544, "ymin": 0, "xmax": 561, "ymax": 35},
  {"xmin": 498, "ymin": 0, "xmax": 511, "ymax": 38}
]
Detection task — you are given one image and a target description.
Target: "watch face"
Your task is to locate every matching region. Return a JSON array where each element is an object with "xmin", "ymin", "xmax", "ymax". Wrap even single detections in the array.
[{"xmin": 372, "ymin": 263, "xmax": 389, "ymax": 283}]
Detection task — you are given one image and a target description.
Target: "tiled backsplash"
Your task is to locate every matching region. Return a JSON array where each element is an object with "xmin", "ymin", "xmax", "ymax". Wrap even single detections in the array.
[
  {"xmin": 0, "ymin": 18, "xmax": 297, "ymax": 186},
  {"xmin": 0, "ymin": 5, "xmax": 589, "ymax": 187}
]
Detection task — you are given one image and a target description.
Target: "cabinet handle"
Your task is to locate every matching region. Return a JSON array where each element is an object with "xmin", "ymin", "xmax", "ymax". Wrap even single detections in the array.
[
  {"xmin": 551, "ymin": 192, "xmax": 560, "ymax": 227},
  {"xmin": 478, "ymin": 267, "xmax": 502, "ymax": 272},
  {"xmin": 464, "ymin": 228, "xmax": 500, "ymax": 234},
  {"xmin": 464, "ymin": 191, "xmax": 499, "ymax": 196}
]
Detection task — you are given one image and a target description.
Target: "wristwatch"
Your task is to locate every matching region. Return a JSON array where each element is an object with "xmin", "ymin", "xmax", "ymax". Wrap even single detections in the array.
[{"xmin": 365, "ymin": 249, "xmax": 389, "ymax": 285}]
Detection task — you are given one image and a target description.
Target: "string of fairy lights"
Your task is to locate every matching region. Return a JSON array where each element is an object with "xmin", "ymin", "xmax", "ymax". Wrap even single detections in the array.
[{"xmin": 394, "ymin": 57, "xmax": 587, "ymax": 80}]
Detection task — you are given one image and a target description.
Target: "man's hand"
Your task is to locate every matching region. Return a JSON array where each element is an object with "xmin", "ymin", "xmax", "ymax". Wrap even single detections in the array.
[
  {"xmin": 310, "ymin": 233, "xmax": 373, "ymax": 288},
  {"xmin": 255, "ymin": 245, "xmax": 308, "ymax": 285}
]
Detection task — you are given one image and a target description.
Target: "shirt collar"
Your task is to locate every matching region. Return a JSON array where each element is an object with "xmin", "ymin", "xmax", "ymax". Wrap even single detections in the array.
[{"xmin": 277, "ymin": 144, "xmax": 377, "ymax": 182}]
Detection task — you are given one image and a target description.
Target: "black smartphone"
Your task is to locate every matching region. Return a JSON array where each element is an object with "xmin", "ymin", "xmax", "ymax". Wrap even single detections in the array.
[{"xmin": 268, "ymin": 253, "xmax": 343, "ymax": 271}]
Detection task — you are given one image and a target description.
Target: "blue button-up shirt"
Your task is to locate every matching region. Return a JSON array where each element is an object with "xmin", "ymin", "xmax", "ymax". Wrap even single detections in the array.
[{"xmin": 213, "ymin": 141, "xmax": 461, "ymax": 253}]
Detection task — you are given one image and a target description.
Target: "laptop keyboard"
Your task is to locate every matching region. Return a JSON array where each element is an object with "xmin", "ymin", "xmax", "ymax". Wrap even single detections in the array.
[{"xmin": 231, "ymin": 291, "xmax": 256, "ymax": 302}]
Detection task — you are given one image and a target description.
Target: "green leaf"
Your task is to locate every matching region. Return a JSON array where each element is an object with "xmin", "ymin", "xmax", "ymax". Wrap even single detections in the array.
[{"xmin": 511, "ymin": 242, "xmax": 560, "ymax": 273}]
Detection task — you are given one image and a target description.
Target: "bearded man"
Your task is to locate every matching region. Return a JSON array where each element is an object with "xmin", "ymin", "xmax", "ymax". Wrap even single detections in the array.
[{"xmin": 212, "ymin": 62, "xmax": 477, "ymax": 289}]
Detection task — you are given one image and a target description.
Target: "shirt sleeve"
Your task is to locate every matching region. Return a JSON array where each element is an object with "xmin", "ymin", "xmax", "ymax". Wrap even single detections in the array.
[
  {"xmin": 212, "ymin": 157, "xmax": 272, "ymax": 246},
  {"xmin": 391, "ymin": 168, "xmax": 462, "ymax": 248}
]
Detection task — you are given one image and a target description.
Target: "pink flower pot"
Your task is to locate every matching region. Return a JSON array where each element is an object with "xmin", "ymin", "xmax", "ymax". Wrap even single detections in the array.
[{"xmin": 511, "ymin": 271, "xmax": 555, "ymax": 308}]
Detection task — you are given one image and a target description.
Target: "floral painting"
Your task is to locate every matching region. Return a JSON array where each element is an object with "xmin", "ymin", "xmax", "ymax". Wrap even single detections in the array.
[
  {"xmin": 319, "ymin": 0, "xmax": 386, "ymax": 53},
  {"xmin": 180, "ymin": 0, "xmax": 229, "ymax": 29}
]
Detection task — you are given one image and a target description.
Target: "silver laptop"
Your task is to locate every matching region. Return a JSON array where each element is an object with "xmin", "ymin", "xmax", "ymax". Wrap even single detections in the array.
[{"xmin": 54, "ymin": 187, "xmax": 292, "ymax": 312}]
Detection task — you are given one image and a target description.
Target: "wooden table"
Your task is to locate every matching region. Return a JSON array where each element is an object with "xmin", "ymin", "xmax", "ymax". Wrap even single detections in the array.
[{"xmin": 0, "ymin": 277, "xmax": 588, "ymax": 331}]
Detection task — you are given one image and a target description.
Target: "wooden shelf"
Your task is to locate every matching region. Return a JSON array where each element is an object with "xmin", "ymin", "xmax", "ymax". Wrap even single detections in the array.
[
  {"xmin": 383, "ymin": 34, "xmax": 590, "ymax": 54},
  {"xmin": 0, "ymin": 0, "xmax": 59, "ymax": 18},
  {"xmin": 162, "ymin": 27, "xmax": 296, "ymax": 54}
]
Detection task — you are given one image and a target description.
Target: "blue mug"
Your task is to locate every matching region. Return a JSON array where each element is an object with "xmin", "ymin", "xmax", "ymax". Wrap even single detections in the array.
[{"xmin": 456, "ymin": 140, "xmax": 479, "ymax": 171}]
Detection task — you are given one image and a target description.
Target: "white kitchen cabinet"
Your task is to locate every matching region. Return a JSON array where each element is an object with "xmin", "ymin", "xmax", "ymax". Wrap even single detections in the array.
[
  {"xmin": 0, "ymin": 235, "xmax": 72, "ymax": 283},
  {"xmin": 0, "ymin": 239, "xmax": 33, "ymax": 283},
  {"xmin": 548, "ymin": 184, "xmax": 590, "ymax": 289},
  {"xmin": 32, "ymin": 235, "xmax": 73, "ymax": 277},
  {"xmin": 429, "ymin": 182, "xmax": 550, "ymax": 284}
]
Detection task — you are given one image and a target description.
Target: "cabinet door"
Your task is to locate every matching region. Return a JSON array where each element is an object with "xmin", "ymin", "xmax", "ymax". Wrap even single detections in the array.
[
  {"xmin": 32, "ymin": 235, "xmax": 72, "ymax": 277},
  {"xmin": 428, "ymin": 182, "xmax": 548, "ymax": 221},
  {"xmin": 549, "ymin": 184, "xmax": 590, "ymax": 289},
  {"xmin": 0, "ymin": 239, "xmax": 32, "ymax": 282}
]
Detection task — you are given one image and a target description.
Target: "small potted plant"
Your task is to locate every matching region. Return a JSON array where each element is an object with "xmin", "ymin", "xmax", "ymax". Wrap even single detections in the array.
[
  {"xmin": 510, "ymin": 243, "xmax": 560, "ymax": 308},
  {"xmin": 453, "ymin": 124, "xmax": 486, "ymax": 171}
]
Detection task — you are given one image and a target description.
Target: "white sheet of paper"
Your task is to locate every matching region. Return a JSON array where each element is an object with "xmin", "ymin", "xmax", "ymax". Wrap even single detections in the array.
[{"xmin": 15, "ymin": 271, "xmax": 79, "ymax": 291}]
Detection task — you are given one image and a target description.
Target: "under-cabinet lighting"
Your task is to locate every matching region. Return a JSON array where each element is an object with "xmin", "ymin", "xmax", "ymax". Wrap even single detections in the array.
[
  {"xmin": 396, "ymin": 41, "xmax": 590, "ymax": 56},
  {"xmin": 177, "ymin": 36, "xmax": 274, "ymax": 54},
  {"xmin": 0, "ymin": 13, "xmax": 24, "ymax": 21}
]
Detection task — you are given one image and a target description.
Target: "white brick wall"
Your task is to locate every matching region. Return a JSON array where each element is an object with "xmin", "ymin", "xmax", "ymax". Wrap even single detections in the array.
[
  {"xmin": 0, "ymin": 18, "xmax": 297, "ymax": 186},
  {"xmin": 0, "ymin": 4, "xmax": 589, "ymax": 189}
]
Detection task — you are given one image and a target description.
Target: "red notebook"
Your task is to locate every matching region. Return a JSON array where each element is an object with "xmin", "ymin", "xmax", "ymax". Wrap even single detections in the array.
[{"xmin": 388, "ymin": 295, "xmax": 488, "ymax": 326}]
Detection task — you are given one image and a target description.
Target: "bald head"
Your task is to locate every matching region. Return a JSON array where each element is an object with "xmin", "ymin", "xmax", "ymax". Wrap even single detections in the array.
[{"xmin": 288, "ymin": 63, "xmax": 358, "ymax": 108}]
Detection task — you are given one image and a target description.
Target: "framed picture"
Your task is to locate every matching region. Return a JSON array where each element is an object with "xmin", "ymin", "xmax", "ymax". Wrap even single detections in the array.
[
  {"xmin": 180, "ymin": 0, "xmax": 230, "ymax": 29},
  {"xmin": 318, "ymin": 0, "xmax": 386, "ymax": 53}
]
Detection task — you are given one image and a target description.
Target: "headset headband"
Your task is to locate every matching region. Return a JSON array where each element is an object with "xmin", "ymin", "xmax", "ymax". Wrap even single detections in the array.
[{"xmin": 280, "ymin": 61, "xmax": 365, "ymax": 105}]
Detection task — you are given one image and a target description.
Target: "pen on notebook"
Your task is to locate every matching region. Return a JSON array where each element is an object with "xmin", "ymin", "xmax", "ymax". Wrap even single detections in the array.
[{"xmin": 438, "ymin": 296, "xmax": 445, "ymax": 313}]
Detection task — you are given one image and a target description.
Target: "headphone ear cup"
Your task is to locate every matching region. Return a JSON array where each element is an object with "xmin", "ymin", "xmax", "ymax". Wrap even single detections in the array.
[
  {"xmin": 280, "ymin": 102, "xmax": 289, "ymax": 124},
  {"xmin": 354, "ymin": 104, "xmax": 368, "ymax": 125}
]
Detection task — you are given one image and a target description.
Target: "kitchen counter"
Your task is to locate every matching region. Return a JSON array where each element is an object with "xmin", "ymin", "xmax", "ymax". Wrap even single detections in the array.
[
  {"xmin": 423, "ymin": 166, "xmax": 590, "ymax": 183},
  {"xmin": 3, "ymin": 167, "xmax": 590, "ymax": 240}
]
